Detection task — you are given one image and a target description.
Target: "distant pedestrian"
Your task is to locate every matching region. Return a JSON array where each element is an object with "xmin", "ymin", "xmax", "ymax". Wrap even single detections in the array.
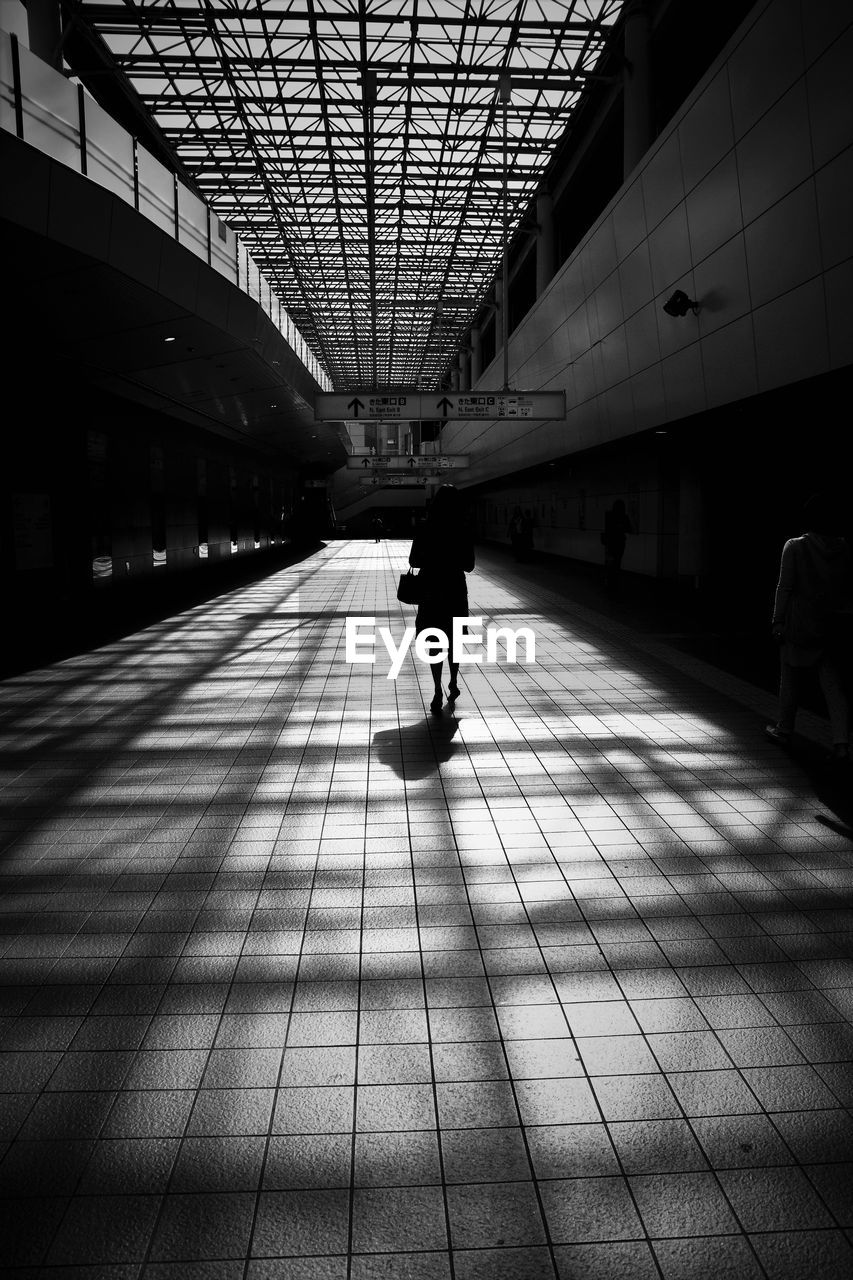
[
  {"xmin": 508, "ymin": 506, "xmax": 525, "ymax": 560},
  {"xmin": 371, "ymin": 514, "xmax": 385, "ymax": 543},
  {"xmin": 409, "ymin": 485, "xmax": 475, "ymax": 714},
  {"xmin": 602, "ymin": 499, "xmax": 633, "ymax": 591},
  {"xmin": 766, "ymin": 493, "xmax": 851, "ymax": 764},
  {"xmin": 520, "ymin": 509, "xmax": 536, "ymax": 562}
]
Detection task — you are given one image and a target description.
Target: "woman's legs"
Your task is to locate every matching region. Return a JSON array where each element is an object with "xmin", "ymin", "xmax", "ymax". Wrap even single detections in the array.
[
  {"xmin": 818, "ymin": 657, "xmax": 850, "ymax": 747},
  {"xmin": 421, "ymin": 623, "xmax": 463, "ymax": 712},
  {"xmin": 777, "ymin": 660, "xmax": 798, "ymax": 734},
  {"xmin": 768, "ymin": 660, "xmax": 797, "ymax": 744},
  {"xmin": 425, "ymin": 660, "xmax": 458, "ymax": 711},
  {"xmin": 428, "ymin": 655, "xmax": 443, "ymax": 711},
  {"xmin": 771, "ymin": 656, "xmax": 850, "ymax": 756}
]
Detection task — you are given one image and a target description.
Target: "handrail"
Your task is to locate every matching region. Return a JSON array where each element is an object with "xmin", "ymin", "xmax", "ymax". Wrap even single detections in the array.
[{"xmin": 0, "ymin": 29, "xmax": 331, "ymax": 391}]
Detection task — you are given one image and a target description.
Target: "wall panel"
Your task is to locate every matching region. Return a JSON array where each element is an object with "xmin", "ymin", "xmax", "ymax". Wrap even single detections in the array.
[{"xmin": 444, "ymin": 0, "xmax": 852, "ymax": 493}]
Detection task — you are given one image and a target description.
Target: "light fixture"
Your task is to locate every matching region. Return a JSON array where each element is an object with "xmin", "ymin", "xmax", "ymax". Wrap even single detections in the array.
[
  {"xmin": 662, "ymin": 289, "xmax": 698, "ymax": 317},
  {"xmin": 164, "ymin": 336, "xmax": 176, "ymax": 343}
]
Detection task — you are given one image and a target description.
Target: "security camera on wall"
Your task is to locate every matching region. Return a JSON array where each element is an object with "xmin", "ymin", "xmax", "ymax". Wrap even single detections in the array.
[{"xmin": 662, "ymin": 289, "xmax": 698, "ymax": 317}]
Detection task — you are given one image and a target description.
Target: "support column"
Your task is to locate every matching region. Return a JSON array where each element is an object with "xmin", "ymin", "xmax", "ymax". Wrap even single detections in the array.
[
  {"xmin": 458, "ymin": 349, "xmax": 469, "ymax": 392},
  {"xmin": 493, "ymin": 281, "xmax": 504, "ymax": 352},
  {"xmin": 450, "ymin": 367, "xmax": 460, "ymax": 392},
  {"xmin": 535, "ymin": 191, "xmax": 555, "ymax": 297},
  {"xmin": 470, "ymin": 326, "xmax": 482, "ymax": 385},
  {"xmin": 27, "ymin": 0, "xmax": 63, "ymax": 69},
  {"xmin": 623, "ymin": 1, "xmax": 652, "ymax": 179}
]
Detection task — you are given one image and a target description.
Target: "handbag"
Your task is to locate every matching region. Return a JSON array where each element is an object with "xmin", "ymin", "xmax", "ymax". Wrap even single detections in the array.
[{"xmin": 397, "ymin": 569, "xmax": 421, "ymax": 605}]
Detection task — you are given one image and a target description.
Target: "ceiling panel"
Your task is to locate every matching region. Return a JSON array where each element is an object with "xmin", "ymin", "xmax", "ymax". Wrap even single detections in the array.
[{"xmin": 75, "ymin": 0, "xmax": 625, "ymax": 390}]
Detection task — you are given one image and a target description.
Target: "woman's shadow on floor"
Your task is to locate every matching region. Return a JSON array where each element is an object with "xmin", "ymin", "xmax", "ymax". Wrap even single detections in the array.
[{"xmin": 372, "ymin": 713, "xmax": 460, "ymax": 779}]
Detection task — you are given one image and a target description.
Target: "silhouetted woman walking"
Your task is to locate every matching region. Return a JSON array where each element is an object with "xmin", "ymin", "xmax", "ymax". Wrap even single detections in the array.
[{"xmin": 409, "ymin": 485, "xmax": 475, "ymax": 714}]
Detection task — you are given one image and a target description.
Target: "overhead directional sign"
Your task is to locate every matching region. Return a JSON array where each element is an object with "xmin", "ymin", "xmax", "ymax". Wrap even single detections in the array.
[
  {"xmin": 443, "ymin": 392, "xmax": 566, "ymax": 421},
  {"xmin": 315, "ymin": 391, "xmax": 565, "ymax": 422},
  {"xmin": 318, "ymin": 392, "xmax": 412, "ymax": 421},
  {"xmin": 346, "ymin": 454, "xmax": 468, "ymax": 470},
  {"xmin": 359, "ymin": 476, "xmax": 427, "ymax": 487}
]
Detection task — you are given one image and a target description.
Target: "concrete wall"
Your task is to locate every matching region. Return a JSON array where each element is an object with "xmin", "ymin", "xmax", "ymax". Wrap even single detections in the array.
[
  {"xmin": 3, "ymin": 378, "xmax": 298, "ymax": 614},
  {"xmin": 476, "ymin": 453, "xmax": 664, "ymax": 577},
  {"xmin": 444, "ymin": 0, "xmax": 853, "ymax": 487}
]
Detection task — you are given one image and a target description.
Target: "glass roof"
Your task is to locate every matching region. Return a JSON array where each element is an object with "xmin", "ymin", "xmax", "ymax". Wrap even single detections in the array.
[{"xmin": 84, "ymin": 0, "xmax": 625, "ymax": 390}]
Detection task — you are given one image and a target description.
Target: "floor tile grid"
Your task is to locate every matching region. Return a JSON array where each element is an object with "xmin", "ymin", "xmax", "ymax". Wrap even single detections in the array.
[
  {"xmin": 410, "ymin": 723, "xmax": 647, "ymax": 1277},
  {"xmin": 366, "ymin": 545, "xmax": 758, "ymax": 1264},
  {"xmin": 450, "ymin": 586, "xmax": 824, "ymax": 870},
  {"xmin": 244, "ymin": 555, "xmax": 434, "ymax": 1271},
  {"xmin": 379, "ymin": 542, "xmax": 850, "ymax": 1269},
  {"xmin": 0, "ymin": 542, "xmax": 845, "ymax": 1280},
  {"xmin": 387, "ymin": 571, "xmax": 776, "ymax": 1267},
  {"xmin": 298, "ymin": 550, "xmax": 550, "ymax": 1269},
  {"xmin": 133, "ymin": 566, "xmax": 379, "ymax": 1264},
  {"xmin": 254, "ymin": 556, "xmax": 436, "ymax": 1263},
  {"xmin": 468, "ymin": 601, "xmax": 819, "ymax": 829},
  {"xmin": 391, "ymin": 618, "xmax": 560, "ymax": 1275},
  {"xmin": 127, "ymin": 571, "xmax": 345, "ymax": 1270},
  {"xmin": 0, "ymin": 583, "xmax": 835, "ymax": 834},
  {"xmin": 285, "ymin": 547, "xmax": 494, "ymax": 1269},
  {"xmin": 476, "ymin": 547, "xmax": 832, "ymax": 747},
  {"xmin": 356, "ymin": 645, "xmax": 472, "ymax": 1277},
  {"xmin": 17, "ymin": 798, "xmax": 275, "ymax": 1269},
  {"xmin": 325, "ymin": 609, "xmax": 455, "ymax": 1274},
  {"xmin": 59, "ymin": 542, "xmax": 850, "ymax": 1269},
  {"xmin": 468, "ymin": 576, "xmax": 845, "ymax": 1064},
  {"xmin": 366, "ymin": 552, "xmax": 565, "ymax": 1275},
  {"xmin": 461, "ymin": 561, "xmax": 850, "ymax": 927},
  {"xmin": 299, "ymin": 546, "xmax": 465, "ymax": 1272},
  {"xmin": 0, "ymin": 576, "xmax": 304, "ymax": 865},
  {"xmin": 81, "ymin": 545, "xmax": 850, "ymax": 1264},
  {"xmin": 0, "ymin": 568, "xmax": 322, "ymax": 1259}
]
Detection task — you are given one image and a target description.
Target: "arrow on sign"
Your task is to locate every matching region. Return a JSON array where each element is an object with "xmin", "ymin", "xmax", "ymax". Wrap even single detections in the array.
[
  {"xmin": 437, "ymin": 397, "xmax": 453, "ymax": 418},
  {"xmin": 348, "ymin": 397, "xmax": 365, "ymax": 417}
]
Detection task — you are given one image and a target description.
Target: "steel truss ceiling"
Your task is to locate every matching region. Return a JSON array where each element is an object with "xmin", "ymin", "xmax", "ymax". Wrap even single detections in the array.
[{"xmin": 76, "ymin": 0, "xmax": 625, "ymax": 390}]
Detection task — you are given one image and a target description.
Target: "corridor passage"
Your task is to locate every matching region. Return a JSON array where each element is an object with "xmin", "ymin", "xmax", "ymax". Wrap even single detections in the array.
[{"xmin": 1, "ymin": 542, "xmax": 852, "ymax": 1279}]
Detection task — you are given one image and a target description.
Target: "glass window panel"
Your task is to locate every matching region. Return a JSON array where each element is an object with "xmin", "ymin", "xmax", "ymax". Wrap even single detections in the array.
[{"xmin": 87, "ymin": 0, "xmax": 624, "ymax": 388}]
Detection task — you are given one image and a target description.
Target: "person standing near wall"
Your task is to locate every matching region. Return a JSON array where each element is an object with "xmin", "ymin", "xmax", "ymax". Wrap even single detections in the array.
[
  {"xmin": 520, "ymin": 509, "xmax": 536, "ymax": 563},
  {"xmin": 508, "ymin": 506, "xmax": 525, "ymax": 561},
  {"xmin": 766, "ymin": 494, "xmax": 851, "ymax": 765},
  {"xmin": 602, "ymin": 499, "xmax": 633, "ymax": 591}
]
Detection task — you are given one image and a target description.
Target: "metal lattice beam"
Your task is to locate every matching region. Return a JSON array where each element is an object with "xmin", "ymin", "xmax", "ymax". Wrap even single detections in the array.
[{"xmin": 71, "ymin": 0, "xmax": 625, "ymax": 390}]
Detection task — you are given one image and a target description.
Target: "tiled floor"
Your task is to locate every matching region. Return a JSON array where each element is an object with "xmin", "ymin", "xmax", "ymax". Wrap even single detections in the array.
[{"xmin": 1, "ymin": 540, "xmax": 851, "ymax": 1279}]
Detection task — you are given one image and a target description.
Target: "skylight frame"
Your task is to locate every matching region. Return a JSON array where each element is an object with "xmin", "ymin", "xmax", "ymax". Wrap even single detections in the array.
[{"xmin": 83, "ymin": 0, "xmax": 625, "ymax": 389}]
